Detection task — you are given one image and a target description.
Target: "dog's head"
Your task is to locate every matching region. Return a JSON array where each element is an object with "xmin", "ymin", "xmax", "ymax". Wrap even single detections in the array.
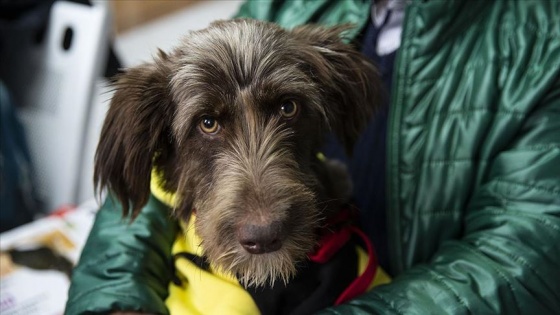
[{"xmin": 95, "ymin": 19, "xmax": 380, "ymax": 286}]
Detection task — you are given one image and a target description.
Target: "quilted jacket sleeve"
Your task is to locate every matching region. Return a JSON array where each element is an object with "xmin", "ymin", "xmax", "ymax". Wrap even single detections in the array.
[
  {"xmin": 65, "ymin": 195, "xmax": 179, "ymax": 315},
  {"xmin": 319, "ymin": 78, "xmax": 560, "ymax": 313}
]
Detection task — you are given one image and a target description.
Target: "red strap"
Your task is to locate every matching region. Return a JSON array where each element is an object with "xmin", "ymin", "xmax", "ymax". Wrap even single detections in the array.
[
  {"xmin": 334, "ymin": 226, "xmax": 377, "ymax": 305},
  {"xmin": 308, "ymin": 209, "xmax": 354, "ymax": 263},
  {"xmin": 307, "ymin": 226, "xmax": 352, "ymax": 263},
  {"xmin": 307, "ymin": 208, "xmax": 378, "ymax": 305}
]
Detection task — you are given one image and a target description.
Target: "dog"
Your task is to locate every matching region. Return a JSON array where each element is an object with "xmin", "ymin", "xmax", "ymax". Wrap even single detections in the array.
[{"xmin": 95, "ymin": 19, "xmax": 381, "ymax": 314}]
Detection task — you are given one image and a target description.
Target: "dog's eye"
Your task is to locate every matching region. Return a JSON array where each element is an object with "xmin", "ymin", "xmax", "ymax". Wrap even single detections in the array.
[
  {"xmin": 280, "ymin": 100, "xmax": 298, "ymax": 119},
  {"xmin": 200, "ymin": 116, "xmax": 220, "ymax": 134}
]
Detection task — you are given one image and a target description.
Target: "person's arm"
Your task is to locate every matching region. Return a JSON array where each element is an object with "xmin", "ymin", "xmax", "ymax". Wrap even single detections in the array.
[
  {"xmin": 65, "ymin": 194, "xmax": 179, "ymax": 315},
  {"xmin": 319, "ymin": 78, "xmax": 560, "ymax": 314}
]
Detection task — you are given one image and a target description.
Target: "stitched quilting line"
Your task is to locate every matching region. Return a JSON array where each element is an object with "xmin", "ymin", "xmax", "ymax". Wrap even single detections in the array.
[
  {"xmin": 404, "ymin": 143, "xmax": 559, "ymax": 168},
  {"xmin": 410, "ymin": 179, "xmax": 560, "ymax": 218},
  {"xmin": 417, "ymin": 211, "xmax": 463, "ymax": 217},
  {"xmin": 419, "ymin": 158, "xmax": 481, "ymax": 166},
  {"xmin": 407, "ymin": 16, "xmax": 560, "ymax": 100},
  {"xmin": 404, "ymin": 57, "xmax": 504, "ymax": 85},
  {"xmin": 369, "ymin": 291, "xmax": 405, "ymax": 315},
  {"xmin": 409, "ymin": 18, "xmax": 560, "ymax": 62},
  {"xmin": 67, "ymin": 275, "xmax": 167, "ymax": 304},
  {"xmin": 454, "ymin": 242, "xmax": 522, "ymax": 313},
  {"xmin": 409, "ymin": 57, "xmax": 560, "ymax": 90},
  {"xmin": 507, "ymin": 144, "xmax": 560, "ymax": 152},
  {"xmin": 467, "ymin": 208, "xmax": 560, "ymax": 234},
  {"xmin": 405, "ymin": 142, "xmax": 559, "ymax": 167},
  {"xmin": 401, "ymin": 108, "xmax": 527, "ymax": 131},
  {"xmin": 493, "ymin": 179, "xmax": 560, "ymax": 196},
  {"xmin": 406, "ymin": 18, "xmax": 560, "ymax": 84},
  {"xmin": 397, "ymin": 158, "xmax": 486, "ymax": 169},
  {"xmin": 425, "ymin": 107, "xmax": 526, "ymax": 122},
  {"xmin": 475, "ymin": 239, "xmax": 556, "ymax": 297},
  {"xmin": 515, "ymin": 21, "xmax": 560, "ymax": 39},
  {"xmin": 78, "ymin": 250, "xmax": 170, "ymax": 273},
  {"xmin": 424, "ymin": 267, "xmax": 471, "ymax": 314}
]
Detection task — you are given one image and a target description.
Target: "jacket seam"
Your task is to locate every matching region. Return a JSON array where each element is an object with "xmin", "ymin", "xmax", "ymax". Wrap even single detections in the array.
[
  {"xmin": 493, "ymin": 179, "xmax": 560, "ymax": 196},
  {"xmin": 386, "ymin": 1, "xmax": 417, "ymax": 274},
  {"xmin": 515, "ymin": 21, "xmax": 560, "ymax": 39},
  {"xmin": 403, "ymin": 107, "xmax": 527, "ymax": 129},
  {"xmin": 420, "ymin": 158, "xmax": 485, "ymax": 166},
  {"xmin": 454, "ymin": 242, "xmax": 522, "ymax": 312},
  {"xmin": 368, "ymin": 291, "xmax": 405, "ymax": 315},
  {"xmin": 397, "ymin": 19, "xmax": 560, "ymax": 61},
  {"xmin": 417, "ymin": 211, "xmax": 462, "ymax": 216},
  {"xmin": 67, "ymin": 277, "xmax": 167, "ymax": 304},
  {"xmin": 77, "ymin": 251, "xmax": 124, "ymax": 268},
  {"xmin": 405, "ymin": 58, "xmax": 504, "ymax": 85},
  {"xmin": 429, "ymin": 108, "xmax": 527, "ymax": 119},
  {"xmin": 77, "ymin": 250, "xmax": 167, "ymax": 270},
  {"xmin": 403, "ymin": 108, "xmax": 527, "ymax": 125},
  {"xmin": 468, "ymin": 208, "xmax": 560, "ymax": 234},
  {"xmin": 68, "ymin": 291, "xmax": 151, "ymax": 305},
  {"xmin": 507, "ymin": 144, "xmax": 560, "ymax": 152},
  {"xmin": 474, "ymin": 239, "xmax": 555, "ymax": 295},
  {"xmin": 424, "ymin": 267, "xmax": 471, "ymax": 314}
]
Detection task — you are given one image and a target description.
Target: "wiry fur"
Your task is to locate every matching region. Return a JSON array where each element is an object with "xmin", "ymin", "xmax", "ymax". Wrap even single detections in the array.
[{"xmin": 95, "ymin": 19, "xmax": 380, "ymax": 287}]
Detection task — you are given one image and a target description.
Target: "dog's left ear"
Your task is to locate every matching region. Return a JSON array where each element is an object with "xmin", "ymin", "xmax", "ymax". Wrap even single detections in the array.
[
  {"xmin": 94, "ymin": 50, "xmax": 175, "ymax": 218},
  {"xmin": 292, "ymin": 24, "xmax": 382, "ymax": 155}
]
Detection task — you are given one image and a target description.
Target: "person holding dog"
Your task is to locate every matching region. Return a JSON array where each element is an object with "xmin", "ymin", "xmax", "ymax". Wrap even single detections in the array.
[{"xmin": 66, "ymin": 0, "xmax": 560, "ymax": 314}]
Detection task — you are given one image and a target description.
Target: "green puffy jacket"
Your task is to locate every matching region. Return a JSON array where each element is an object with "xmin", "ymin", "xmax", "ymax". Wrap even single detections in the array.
[{"xmin": 66, "ymin": 0, "xmax": 560, "ymax": 314}]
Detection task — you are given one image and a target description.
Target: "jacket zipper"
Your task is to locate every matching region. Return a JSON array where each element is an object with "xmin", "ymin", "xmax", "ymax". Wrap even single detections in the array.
[{"xmin": 386, "ymin": 1, "xmax": 415, "ymax": 275}]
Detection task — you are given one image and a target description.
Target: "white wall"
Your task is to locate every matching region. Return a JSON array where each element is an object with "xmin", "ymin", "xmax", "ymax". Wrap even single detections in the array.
[{"xmin": 77, "ymin": 1, "xmax": 243, "ymax": 204}]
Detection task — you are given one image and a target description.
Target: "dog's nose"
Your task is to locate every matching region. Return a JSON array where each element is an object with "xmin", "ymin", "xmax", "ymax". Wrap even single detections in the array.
[{"xmin": 238, "ymin": 221, "xmax": 285, "ymax": 254}]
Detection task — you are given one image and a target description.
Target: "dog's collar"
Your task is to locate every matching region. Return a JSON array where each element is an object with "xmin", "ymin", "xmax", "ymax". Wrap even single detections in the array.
[
  {"xmin": 153, "ymin": 164, "xmax": 379, "ymax": 306},
  {"xmin": 308, "ymin": 207, "xmax": 378, "ymax": 305}
]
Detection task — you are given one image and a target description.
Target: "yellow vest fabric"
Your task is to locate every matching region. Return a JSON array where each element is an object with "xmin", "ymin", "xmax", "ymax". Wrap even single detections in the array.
[{"xmin": 151, "ymin": 169, "xmax": 390, "ymax": 314}]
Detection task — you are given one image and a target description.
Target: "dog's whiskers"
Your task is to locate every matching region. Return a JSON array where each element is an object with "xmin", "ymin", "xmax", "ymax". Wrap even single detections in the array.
[{"xmin": 94, "ymin": 18, "xmax": 378, "ymax": 294}]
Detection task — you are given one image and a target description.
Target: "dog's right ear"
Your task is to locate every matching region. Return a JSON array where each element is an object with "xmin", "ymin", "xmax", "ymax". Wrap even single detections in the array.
[
  {"xmin": 94, "ymin": 51, "xmax": 175, "ymax": 218},
  {"xmin": 291, "ymin": 24, "xmax": 382, "ymax": 155}
]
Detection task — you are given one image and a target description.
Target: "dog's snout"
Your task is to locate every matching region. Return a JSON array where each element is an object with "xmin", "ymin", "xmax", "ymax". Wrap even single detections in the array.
[{"xmin": 238, "ymin": 221, "xmax": 285, "ymax": 254}]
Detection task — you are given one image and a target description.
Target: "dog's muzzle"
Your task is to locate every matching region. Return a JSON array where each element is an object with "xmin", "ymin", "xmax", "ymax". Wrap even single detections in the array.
[{"xmin": 237, "ymin": 220, "xmax": 286, "ymax": 254}]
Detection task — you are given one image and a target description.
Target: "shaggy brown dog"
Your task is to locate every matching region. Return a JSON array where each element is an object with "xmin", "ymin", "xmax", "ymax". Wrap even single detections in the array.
[{"xmin": 95, "ymin": 18, "xmax": 380, "ymax": 294}]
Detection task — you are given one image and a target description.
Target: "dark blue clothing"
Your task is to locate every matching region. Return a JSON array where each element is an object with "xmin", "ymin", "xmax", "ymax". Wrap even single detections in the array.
[{"xmin": 322, "ymin": 20, "xmax": 395, "ymax": 271}]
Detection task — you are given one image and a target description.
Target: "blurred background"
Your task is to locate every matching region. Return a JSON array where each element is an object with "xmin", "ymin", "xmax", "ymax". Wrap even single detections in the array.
[
  {"xmin": 0, "ymin": 1, "xmax": 243, "ymax": 313},
  {"xmin": 0, "ymin": 0, "xmax": 243, "ymax": 232}
]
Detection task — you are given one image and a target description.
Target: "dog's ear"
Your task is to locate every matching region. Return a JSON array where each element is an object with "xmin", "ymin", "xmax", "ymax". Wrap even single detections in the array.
[
  {"xmin": 292, "ymin": 24, "xmax": 382, "ymax": 155},
  {"xmin": 94, "ymin": 51, "xmax": 175, "ymax": 218}
]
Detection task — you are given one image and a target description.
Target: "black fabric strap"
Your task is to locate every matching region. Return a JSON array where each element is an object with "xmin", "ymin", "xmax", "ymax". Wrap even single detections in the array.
[
  {"xmin": 170, "ymin": 252, "xmax": 211, "ymax": 286},
  {"xmin": 244, "ymin": 241, "xmax": 358, "ymax": 315}
]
